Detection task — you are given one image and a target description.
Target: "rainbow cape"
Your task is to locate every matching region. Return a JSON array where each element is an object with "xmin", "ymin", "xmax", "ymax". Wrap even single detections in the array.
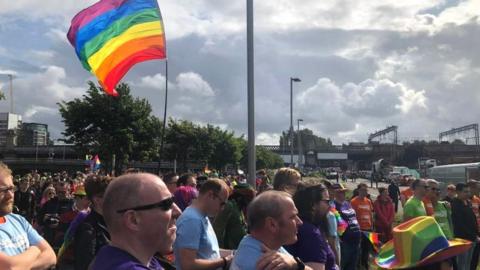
[
  {"xmin": 330, "ymin": 206, "xmax": 348, "ymax": 236},
  {"xmin": 67, "ymin": 0, "xmax": 167, "ymax": 96},
  {"xmin": 362, "ymin": 231, "xmax": 382, "ymax": 253},
  {"xmin": 57, "ymin": 211, "xmax": 90, "ymax": 262}
]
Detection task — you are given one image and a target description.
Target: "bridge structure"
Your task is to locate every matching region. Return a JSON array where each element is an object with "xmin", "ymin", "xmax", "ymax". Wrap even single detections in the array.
[
  {"xmin": 264, "ymin": 142, "xmax": 480, "ymax": 170},
  {"xmin": 439, "ymin": 124, "xmax": 479, "ymax": 145},
  {"xmin": 0, "ymin": 145, "xmax": 202, "ymax": 174}
]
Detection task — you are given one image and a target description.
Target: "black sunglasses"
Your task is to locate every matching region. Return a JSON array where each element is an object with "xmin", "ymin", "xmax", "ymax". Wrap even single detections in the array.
[{"xmin": 116, "ymin": 197, "xmax": 175, "ymax": 213}]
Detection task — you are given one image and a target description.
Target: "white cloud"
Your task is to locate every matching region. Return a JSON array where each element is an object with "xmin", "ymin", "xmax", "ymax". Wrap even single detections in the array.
[
  {"xmin": 0, "ymin": 69, "xmax": 18, "ymax": 76},
  {"xmin": 139, "ymin": 72, "xmax": 215, "ymax": 97},
  {"xmin": 256, "ymin": 132, "xmax": 280, "ymax": 145},
  {"xmin": 176, "ymin": 72, "xmax": 215, "ymax": 97},
  {"xmin": 1, "ymin": 0, "xmax": 480, "ymax": 145},
  {"xmin": 24, "ymin": 105, "xmax": 57, "ymax": 120}
]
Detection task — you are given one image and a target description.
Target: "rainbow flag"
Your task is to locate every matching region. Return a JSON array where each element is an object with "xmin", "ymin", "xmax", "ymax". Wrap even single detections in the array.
[
  {"xmin": 93, "ymin": 155, "xmax": 101, "ymax": 171},
  {"xmin": 330, "ymin": 206, "xmax": 348, "ymax": 236},
  {"xmin": 67, "ymin": 0, "xmax": 167, "ymax": 96},
  {"xmin": 57, "ymin": 211, "xmax": 90, "ymax": 263},
  {"xmin": 363, "ymin": 231, "xmax": 382, "ymax": 253}
]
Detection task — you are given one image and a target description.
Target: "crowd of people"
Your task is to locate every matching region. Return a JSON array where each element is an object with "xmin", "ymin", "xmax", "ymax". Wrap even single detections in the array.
[{"xmin": 0, "ymin": 163, "xmax": 478, "ymax": 269}]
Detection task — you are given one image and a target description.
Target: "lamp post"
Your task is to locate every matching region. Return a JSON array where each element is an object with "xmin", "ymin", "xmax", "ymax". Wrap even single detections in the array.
[
  {"xmin": 290, "ymin": 77, "xmax": 301, "ymax": 166},
  {"xmin": 297, "ymin": 119, "xmax": 303, "ymax": 169}
]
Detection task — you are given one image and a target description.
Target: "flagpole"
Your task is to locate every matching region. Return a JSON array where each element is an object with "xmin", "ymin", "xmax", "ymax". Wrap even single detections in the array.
[
  {"xmin": 247, "ymin": 0, "xmax": 256, "ymax": 187},
  {"xmin": 157, "ymin": 59, "xmax": 168, "ymax": 175}
]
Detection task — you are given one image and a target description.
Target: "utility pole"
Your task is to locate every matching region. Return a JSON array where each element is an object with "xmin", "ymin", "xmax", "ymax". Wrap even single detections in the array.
[
  {"xmin": 8, "ymin": 74, "xmax": 13, "ymax": 114},
  {"xmin": 290, "ymin": 77, "xmax": 301, "ymax": 166},
  {"xmin": 247, "ymin": 0, "xmax": 256, "ymax": 187},
  {"xmin": 297, "ymin": 119, "xmax": 303, "ymax": 169}
]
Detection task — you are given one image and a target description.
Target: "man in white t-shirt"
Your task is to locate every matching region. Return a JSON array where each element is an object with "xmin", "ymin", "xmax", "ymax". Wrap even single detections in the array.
[{"xmin": 0, "ymin": 162, "xmax": 56, "ymax": 269}]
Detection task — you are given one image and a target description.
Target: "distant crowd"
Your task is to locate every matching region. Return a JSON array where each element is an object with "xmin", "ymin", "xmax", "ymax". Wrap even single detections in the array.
[{"xmin": 0, "ymin": 164, "xmax": 477, "ymax": 270}]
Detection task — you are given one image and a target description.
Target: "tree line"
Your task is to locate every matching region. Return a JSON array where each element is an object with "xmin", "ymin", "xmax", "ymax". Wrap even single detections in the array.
[{"xmin": 58, "ymin": 82, "xmax": 283, "ymax": 172}]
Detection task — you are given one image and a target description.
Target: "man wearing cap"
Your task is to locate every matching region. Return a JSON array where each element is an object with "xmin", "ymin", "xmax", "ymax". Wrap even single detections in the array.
[
  {"xmin": 0, "ymin": 162, "xmax": 56, "ymax": 269},
  {"xmin": 333, "ymin": 183, "xmax": 361, "ymax": 270},
  {"xmin": 403, "ymin": 179, "xmax": 428, "ymax": 221}
]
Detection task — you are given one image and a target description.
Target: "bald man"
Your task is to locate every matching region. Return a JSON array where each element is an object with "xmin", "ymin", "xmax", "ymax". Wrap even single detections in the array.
[
  {"xmin": 90, "ymin": 173, "xmax": 181, "ymax": 270},
  {"xmin": 231, "ymin": 190, "xmax": 311, "ymax": 270}
]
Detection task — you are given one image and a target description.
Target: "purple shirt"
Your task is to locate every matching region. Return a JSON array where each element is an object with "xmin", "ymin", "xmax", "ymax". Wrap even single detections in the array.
[
  {"xmin": 285, "ymin": 220, "xmax": 337, "ymax": 270},
  {"xmin": 90, "ymin": 245, "xmax": 163, "ymax": 270}
]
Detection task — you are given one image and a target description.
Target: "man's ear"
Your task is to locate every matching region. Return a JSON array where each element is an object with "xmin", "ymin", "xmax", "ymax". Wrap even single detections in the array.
[
  {"xmin": 265, "ymin": 216, "xmax": 278, "ymax": 232},
  {"xmin": 123, "ymin": 211, "xmax": 141, "ymax": 231}
]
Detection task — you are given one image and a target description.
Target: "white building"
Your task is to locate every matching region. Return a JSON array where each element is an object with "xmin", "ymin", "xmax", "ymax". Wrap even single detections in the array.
[{"xmin": 0, "ymin": 113, "xmax": 22, "ymax": 146}]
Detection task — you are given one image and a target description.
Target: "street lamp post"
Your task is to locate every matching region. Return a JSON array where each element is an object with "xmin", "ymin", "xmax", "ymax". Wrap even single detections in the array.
[
  {"xmin": 290, "ymin": 77, "xmax": 301, "ymax": 166},
  {"xmin": 297, "ymin": 119, "xmax": 303, "ymax": 169}
]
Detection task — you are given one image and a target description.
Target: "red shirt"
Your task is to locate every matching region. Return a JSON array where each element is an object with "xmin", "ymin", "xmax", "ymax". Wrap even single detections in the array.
[{"xmin": 374, "ymin": 196, "xmax": 394, "ymax": 227}]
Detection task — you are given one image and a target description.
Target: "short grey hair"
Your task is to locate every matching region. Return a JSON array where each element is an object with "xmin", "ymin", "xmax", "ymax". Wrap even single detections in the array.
[
  {"xmin": 426, "ymin": 179, "xmax": 439, "ymax": 186},
  {"xmin": 247, "ymin": 190, "xmax": 291, "ymax": 231}
]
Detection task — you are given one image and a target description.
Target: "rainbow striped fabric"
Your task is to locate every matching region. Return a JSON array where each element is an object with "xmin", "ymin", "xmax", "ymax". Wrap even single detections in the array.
[
  {"xmin": 329, "ymin": 206, "xmax": 348, "ymax": 236},
  {"xmin": 375, "ymin": 216, "xmax": 472, "ymax": 269},
  {"xmin": 67, "ymin": 0, "xmax": 166, "ymax": 96},
  {"xmin": 362, "ymin": 231, "xmax": 381, "ymax": 253}
]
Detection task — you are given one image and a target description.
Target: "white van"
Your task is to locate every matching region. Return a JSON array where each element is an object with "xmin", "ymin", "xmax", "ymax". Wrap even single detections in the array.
[{"xmin": 428, "ymin": 162, "xmax": 480, "ymax": 185}]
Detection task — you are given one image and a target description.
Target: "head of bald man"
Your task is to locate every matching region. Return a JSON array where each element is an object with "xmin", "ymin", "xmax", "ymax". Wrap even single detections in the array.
[{"xmin": 103, "ymin": 173, "xmax": 181, "ymax": 255}]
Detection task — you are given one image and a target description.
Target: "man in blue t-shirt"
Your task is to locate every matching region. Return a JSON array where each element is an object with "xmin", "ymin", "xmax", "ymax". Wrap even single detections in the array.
[
  {"xmin": 0, "ymin": 162, "xmax": 56, "ymax": 269},
  {"xmin": 174, "ymin": 179, "xmax": 234, "ymax": 270},
  {"xmin": 90, "ymin": 173, "xmax": 182, "ymax": 270},
  {"xmin": 231, "ymin": 190, "xmax": 310, "ymax": 270}
]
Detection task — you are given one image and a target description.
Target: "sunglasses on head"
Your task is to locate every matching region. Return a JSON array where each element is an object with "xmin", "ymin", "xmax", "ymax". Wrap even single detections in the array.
[{"xmin": 116, "ymin": 197, "xmax": 175, "ymax": 213}]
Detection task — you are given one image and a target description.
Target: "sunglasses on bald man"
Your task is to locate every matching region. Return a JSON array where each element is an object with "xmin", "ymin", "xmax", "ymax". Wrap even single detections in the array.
[{"xmin": 116, "ymin": 197, "xmax": 175, "ymax": 213}]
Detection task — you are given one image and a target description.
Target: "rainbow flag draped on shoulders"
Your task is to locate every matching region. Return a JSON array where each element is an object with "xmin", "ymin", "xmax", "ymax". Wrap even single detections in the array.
[
  {"xmin": 329, "ymin": 205, "xmax": 348, "ymax": 236},
  {"xmin": 67, "ymin": 0, "xmax": 167, "ymax": 96}
]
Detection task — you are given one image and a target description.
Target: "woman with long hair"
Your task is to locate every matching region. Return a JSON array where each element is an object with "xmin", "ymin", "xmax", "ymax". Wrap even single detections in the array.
[{"xmin": 285, "ymin": 184, "xmax": 337, "ymax": 270}]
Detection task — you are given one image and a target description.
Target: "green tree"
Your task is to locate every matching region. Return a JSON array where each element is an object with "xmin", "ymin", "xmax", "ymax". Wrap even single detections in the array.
[
  {"xmin": 58, "ymin": 82, "xmax": 162, "ymax": 172},
  {"xmin": 165, "ymin": 120, "xmax": 243, "ymax": 170},
  {"xmin": 279, "ymin": 128, "xmax": 332, "ymax": 151},
  {"xmin": 164, "ymin": 119, "xmax": 199, "ymax": 170}
]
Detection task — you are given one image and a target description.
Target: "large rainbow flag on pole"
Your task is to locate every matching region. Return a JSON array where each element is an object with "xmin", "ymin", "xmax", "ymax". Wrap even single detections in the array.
[{"xmin": 67, "ymin": 0, "xmax": 166, "ymax": 96}]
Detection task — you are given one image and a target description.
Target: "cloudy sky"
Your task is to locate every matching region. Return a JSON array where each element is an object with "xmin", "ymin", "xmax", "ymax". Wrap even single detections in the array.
[{"xmin": 0, "ymin": 0, "xmax": 479, "ymax": 145}]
